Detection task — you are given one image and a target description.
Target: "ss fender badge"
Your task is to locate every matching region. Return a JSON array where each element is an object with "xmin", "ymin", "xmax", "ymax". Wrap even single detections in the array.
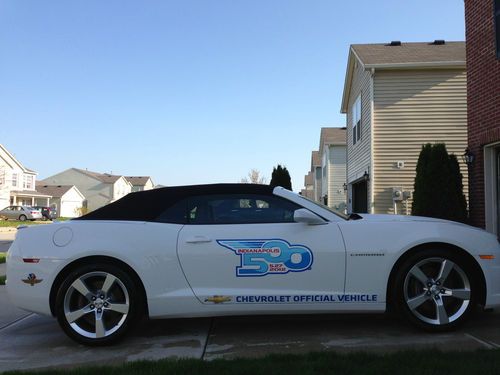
[
  {"xmin": 22, "ymin": 273, "xmax": 43, "ymax": 286},
  {"xmin": 205, "ymin": 295, "xmax": 232, "ymax": 304}
]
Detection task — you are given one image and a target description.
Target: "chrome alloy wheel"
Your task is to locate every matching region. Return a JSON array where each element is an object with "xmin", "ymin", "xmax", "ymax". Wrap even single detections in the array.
[
  {"xmin": 63, "ymin": 272, "xmax": 130, "ymax": 339},
  {"xmin": 403, "ymin": 257, "xmax": 471, "ymax": 326}
]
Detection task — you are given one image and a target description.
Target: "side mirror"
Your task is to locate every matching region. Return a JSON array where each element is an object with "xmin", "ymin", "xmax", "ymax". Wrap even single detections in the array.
[{"xmin": 293, "ymin": 208, "xmax": 327, "ymax": 225}]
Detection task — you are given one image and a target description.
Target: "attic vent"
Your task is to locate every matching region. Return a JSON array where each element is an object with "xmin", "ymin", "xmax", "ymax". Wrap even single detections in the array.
[
  {"xmin": 57, "ymin": 185, "xmax": 62, "ymax": 187},
  {"xmin": 431, "ymin": 40, "xmax": 446, "ymax": 45},
  {"xmin": 387, "ymin": 41, "xmax": 401, "ymax": 46}
]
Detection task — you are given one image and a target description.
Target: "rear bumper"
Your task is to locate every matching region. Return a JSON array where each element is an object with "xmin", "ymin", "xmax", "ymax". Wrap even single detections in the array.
[{"xmin": 6, "ymin": 242, "xmax": 63, "ymax": 316}]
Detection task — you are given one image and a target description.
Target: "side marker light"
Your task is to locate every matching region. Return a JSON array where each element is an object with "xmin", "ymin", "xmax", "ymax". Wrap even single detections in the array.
[
  {"xmin": 479, "ymin": 255, "xmax": 495, "ymax": 260},
  {"xmin": 23, "ymin": 258, "xmax": 40, "ymax": 263}
]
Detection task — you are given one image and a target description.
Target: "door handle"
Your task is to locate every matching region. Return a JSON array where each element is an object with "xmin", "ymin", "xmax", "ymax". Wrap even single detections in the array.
[{"xmin": 185, "ymin": 236, "xmax": 212, "ymax": 244}]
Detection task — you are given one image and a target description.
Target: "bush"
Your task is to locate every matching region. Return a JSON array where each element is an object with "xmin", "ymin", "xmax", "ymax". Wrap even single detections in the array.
[{"xmin": 412, "ymin": 143, "xmax": 467, "ymax": 222}]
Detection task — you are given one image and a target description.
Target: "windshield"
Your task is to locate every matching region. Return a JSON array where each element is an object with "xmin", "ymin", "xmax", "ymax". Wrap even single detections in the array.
[{"xmin": 297, "ymin": 195, "xmax": 349, "ymax": 220}]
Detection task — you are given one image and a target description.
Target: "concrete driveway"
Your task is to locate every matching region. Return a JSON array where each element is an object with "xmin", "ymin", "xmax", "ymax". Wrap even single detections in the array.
[{"xmin": 2, "ymin": 295, "xmax": 500, "ymax": 373}]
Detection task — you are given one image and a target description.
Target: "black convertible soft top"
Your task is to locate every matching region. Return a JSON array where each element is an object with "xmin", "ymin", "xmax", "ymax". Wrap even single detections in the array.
[{"xmin": 76, "ymin": 183, "xmax": 275, "ymax": 221}]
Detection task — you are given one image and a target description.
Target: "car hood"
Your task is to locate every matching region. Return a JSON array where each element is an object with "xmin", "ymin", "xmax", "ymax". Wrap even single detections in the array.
[{"xmin": 356, "ymin": 214, "xmax": 468, "ymax": 226}]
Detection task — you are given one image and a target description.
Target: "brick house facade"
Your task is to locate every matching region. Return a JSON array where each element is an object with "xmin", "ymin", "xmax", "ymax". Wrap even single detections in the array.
[{"xmin": 465, "ymin": 0, "xmax": 500, "ymax": 234}]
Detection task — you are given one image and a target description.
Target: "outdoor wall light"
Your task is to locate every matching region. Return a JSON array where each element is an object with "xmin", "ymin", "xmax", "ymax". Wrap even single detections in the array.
[
  {"xmin": 363, "ymin": 171, "xmax": 370, "ymax": 181},
  {"xmin": 462, "ymin": 148, "xmax": 475, "ymax": 166},
  {"xmin": 343, "ymin": 183, "xmax": 348, "ymax": 191}
]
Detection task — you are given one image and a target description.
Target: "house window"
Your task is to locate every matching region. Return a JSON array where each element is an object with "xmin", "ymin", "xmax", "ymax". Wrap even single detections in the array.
[
  {"xmin": 495, "ymin": 0, "xmax": 500, "ymax": 59},
  {"xmin": 12, "ymin": 173, "xmax": 17, "ymax": 187},
  {"xmin": 23, "ymin": 175, "xmax": 33, "ymax": 190},
  {"xmin": 352, "ymin": 94, "xmax": 362, "ymax": 145}
]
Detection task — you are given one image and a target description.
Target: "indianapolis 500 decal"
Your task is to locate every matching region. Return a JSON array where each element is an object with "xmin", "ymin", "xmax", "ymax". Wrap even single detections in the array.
[{"xmin": 217, "ymin": 239, "xmax": 313, "ymax": 277}]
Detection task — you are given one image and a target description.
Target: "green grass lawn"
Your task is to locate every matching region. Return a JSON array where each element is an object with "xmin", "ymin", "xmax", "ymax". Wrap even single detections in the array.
[
  {"xmin": 3, "ymin": 349, "xmax": 500, "ymax": 375},
  {"xmin": 0, "ymin": 220, "xmax": 44, "ymax": 227},
  {"xmin": 0, "ymin": 218, "xmax": 72, "ymax": 227},
  {"xmin": 0, "ymin": 252, "xmax": 5, "ymax": 264}
]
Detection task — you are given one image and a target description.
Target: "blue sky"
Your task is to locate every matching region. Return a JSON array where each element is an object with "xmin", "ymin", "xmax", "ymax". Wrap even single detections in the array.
[{"xmin": 0, "ymin": 0, "xmax": 465, "ymax": 191}]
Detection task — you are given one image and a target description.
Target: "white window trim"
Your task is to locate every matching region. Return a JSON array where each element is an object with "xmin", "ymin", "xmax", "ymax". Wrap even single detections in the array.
[
  {"xmin": 484, "ymin": 142, "xmax": 500, "ymax": 235},
  {"xmin": 352, "ymin": 94, "xmax": 362, "ymax": 145}
]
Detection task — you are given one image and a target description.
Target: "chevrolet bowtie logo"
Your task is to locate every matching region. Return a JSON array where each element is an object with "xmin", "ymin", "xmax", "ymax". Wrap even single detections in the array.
[
  {"xmin": 22, "ymin": 273, "xmax": 43, "ymax": 286},
  {"xmin": 205, "ymin": 296, "xmax": 232, "ymax": 304}
]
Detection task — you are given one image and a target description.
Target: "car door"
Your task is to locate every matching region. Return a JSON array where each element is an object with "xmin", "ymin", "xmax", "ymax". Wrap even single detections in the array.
[
  {"xmin": 177, "ymin": 193, "xmax": 346, "ymax": 310},
  {"xmin": 4, "ymin": 206, "xmax": 16, "ymax": 220}
]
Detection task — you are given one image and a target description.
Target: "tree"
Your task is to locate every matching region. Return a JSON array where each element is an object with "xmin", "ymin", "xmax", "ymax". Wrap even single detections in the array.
[
  {"xmin": 412, "ymin": 143, "xmax": 467, "ymax": 223},
  {"xmin": 240, "ymin": 169, "xmax": 266, "ymax": 184},
  {"xmin": 270, "ymin": 164, "xmax": 292, "ymax": 190}
]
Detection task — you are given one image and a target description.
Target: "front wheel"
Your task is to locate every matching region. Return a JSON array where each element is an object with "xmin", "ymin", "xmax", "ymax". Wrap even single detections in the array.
[
  {"xmin": 393, "ymin": 249, "xmax": 478, "ymax": 331},
  {"xmin": 55, "ymin": 264, "xmax": 140, "ymax": 346}
]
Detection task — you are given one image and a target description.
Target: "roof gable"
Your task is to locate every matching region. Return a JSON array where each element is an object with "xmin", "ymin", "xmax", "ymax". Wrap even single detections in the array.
[
  {"xmin": 0, "ymin": 144, "xmax": 37, "ymax": 174},
  {"xmin": 341, "ymin": 41, "xmax": 466, "ymax": 113},
  {"xmin": 125, "ymin": 176, "xmax": 152, "ymax": 186},
  {"xmin": 319, "ymin": 128, "xmax": 346, "ymax": 155}
]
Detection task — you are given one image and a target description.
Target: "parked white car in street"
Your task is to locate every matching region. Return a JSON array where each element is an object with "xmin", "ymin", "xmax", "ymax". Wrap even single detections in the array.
[{"xmin": 5, "ymin": 184, "xmax": 500, "ymax": 345}]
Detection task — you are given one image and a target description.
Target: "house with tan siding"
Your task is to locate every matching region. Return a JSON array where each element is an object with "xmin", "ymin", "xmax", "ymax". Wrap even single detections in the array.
[
  {"xmin": 301, "ymin": 172, "xmax": 314, "ymax": 199},
  {"xmin": 41, "ymin": 168, "xmax": 133, "ymax": 212},
  {"xmin": 341, "ymin": 40, "xmax": 468, "ymax": 214}
]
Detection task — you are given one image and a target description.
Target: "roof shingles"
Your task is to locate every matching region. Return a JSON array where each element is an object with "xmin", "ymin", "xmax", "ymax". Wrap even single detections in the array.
[{"xmin": 351, "ymin": 41, "xmax": 465, "ymax": 67}]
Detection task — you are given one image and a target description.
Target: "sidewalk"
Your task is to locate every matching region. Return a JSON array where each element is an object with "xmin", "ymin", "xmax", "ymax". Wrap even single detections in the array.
[{"xmin": 0, "ymin": 227, "xmax": 17, "ymax": 234}]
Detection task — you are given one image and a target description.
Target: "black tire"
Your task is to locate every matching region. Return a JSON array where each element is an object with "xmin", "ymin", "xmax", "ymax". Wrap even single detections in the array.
[
  {"xmin": 393, "ymin": 248, "xmax": 478, "ymax": 332},
  {"xmin": 18, "ymin": 214, "xmax": 27, "ymax": 221},
  {"xmin": 55, "ymin": 263, "xmax": 141, "ymax": 346}
]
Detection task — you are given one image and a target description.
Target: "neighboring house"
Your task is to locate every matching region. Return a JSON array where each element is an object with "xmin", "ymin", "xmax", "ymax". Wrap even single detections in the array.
[
  {"xmin": 0, "ymin": 144, "xmax": 51, "ymax": 209},
  {"xmin": 341, "ymin": 41, "xmax": 468, "ymax": 214},
  {"xmin": 35, "ymin": 184, "xmax": 85, "ymax": 218},
  {"xmin": 318, "ymin": 127, "xmax": 347, "ymax": 210},
  {"xmin": 125, "ymin": 176, "xmax": 155, "ymax": 192},
  {"xmin": 301, "ymin": 171, "xmax": 314, "ymax": 199},
  {"xmin": 311, "ymin": 151, "xmax": 322, "ymax": 202},
  {"xmin": 41, "ymin": 168, "xmax": 133, "ymax": 212},
  {"xmin": 464, "ymin": 0, "xmax": 500, "ymax": 235}
]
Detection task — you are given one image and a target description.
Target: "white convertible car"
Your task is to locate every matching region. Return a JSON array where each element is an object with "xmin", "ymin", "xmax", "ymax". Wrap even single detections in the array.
[{"xmin": 6, "ymin": 184, "xmax": 500, "ymax": 345}]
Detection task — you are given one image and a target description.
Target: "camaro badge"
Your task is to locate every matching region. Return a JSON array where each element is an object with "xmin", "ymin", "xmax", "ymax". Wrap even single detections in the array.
[
  {"xmin": 205, "ymin": 296, "xmax": 232, "ymax": 304},
  {"xmin": 22, "ymin": 273, "xmax": 43, "ymax": 286},
  {"xmin": 218, "ymin": 239, "xmax": 313, "ymax": 277}
]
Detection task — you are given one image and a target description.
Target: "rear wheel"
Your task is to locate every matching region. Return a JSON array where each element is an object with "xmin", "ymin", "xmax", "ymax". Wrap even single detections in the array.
[
  {"xmin": 18, "ymin": 214, "xmax": 27, "ymax": 221},
  {"xmin": 394, "ymin": 249, "xmax": 477, "ymax": 331},
  {"xmin": 55, "ymin": 263, "xmax": 140, "ymax": 345}
]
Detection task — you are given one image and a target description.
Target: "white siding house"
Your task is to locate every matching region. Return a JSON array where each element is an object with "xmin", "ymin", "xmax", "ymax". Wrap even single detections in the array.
[
  {"xmin": 0, "ymin": 144, "xmax": 51, "ymax": 209},
  {"xmin": 35, "ymin": 184, "xmax": 85, "ymax": 218},
  {"xmin": 125, "ymin": 177, "xmax": 155, "ymax": 192},
  {"xmin": 318, "ymin": 128, "xmax": 347, "ymax": 210}
]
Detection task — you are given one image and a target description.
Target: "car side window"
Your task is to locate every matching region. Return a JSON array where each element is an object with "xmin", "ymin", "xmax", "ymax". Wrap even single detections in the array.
[
  {"xmin": 155, "ymin": 199, "xmax": 188, "ymax": 224},
  {"xmin": 187, "ymin": 194, "xmax": 300, "ymax": 224}
]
